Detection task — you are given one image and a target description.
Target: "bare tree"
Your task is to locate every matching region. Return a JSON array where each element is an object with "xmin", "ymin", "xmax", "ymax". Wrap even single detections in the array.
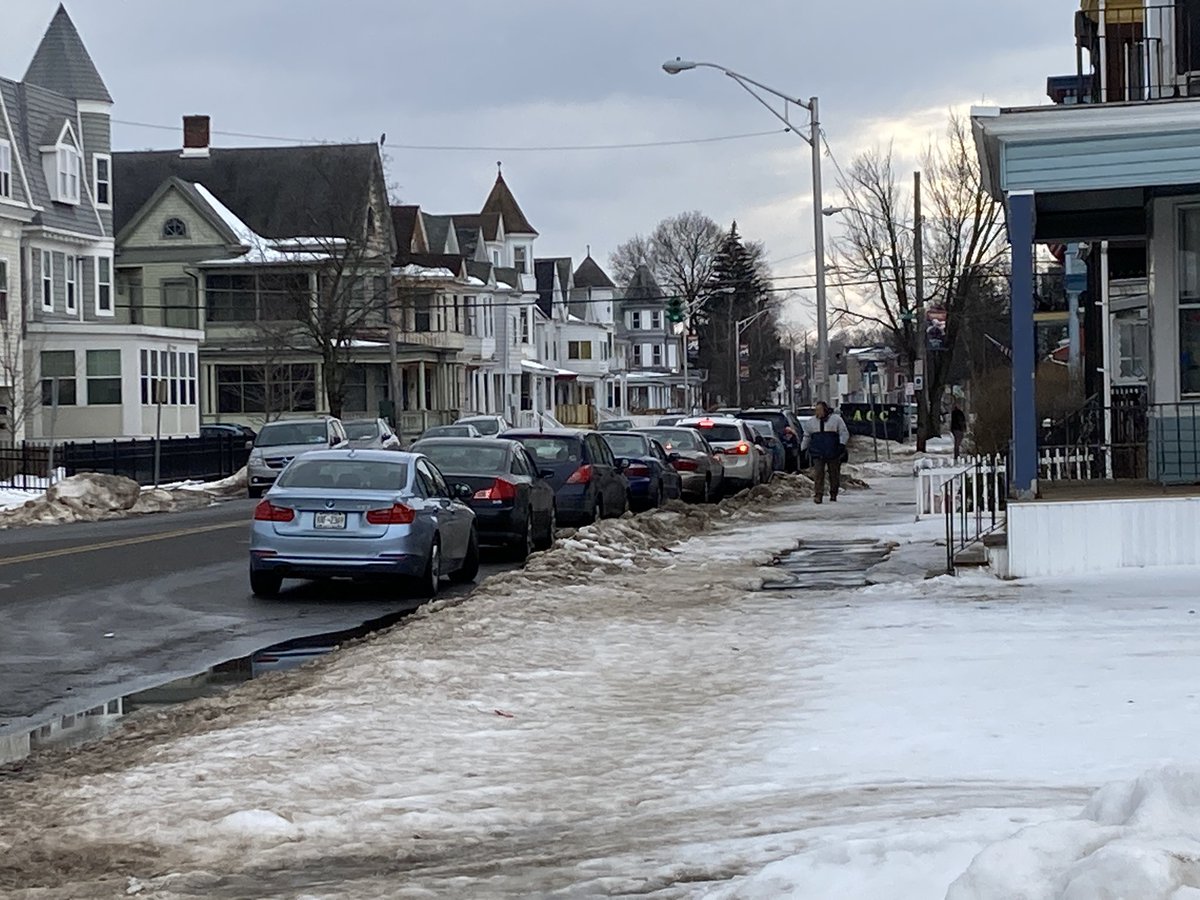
[
  {"xmin": 828, "ymin": 113, "xmax": 1006, "ymax": 448},
  {"xmin": 610, "ymin": 211, "xmax": 723, "ymax": 313},
  {"xmin": 0, "ymin": 306, "xmax": 41, "ymax": 441}
]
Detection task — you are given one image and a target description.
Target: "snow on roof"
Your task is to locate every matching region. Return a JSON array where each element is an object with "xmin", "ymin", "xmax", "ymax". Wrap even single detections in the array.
[
  {"xmin": 393, "ymin": 264, "xmax": 458, "ymax": 280},
  {"xmin": 193, "ymin": 183, "xmax": 335, "ymax": 265}
]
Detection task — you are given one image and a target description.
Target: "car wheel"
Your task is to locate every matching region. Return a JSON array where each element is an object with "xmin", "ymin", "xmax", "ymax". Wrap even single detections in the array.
[
  {"xmin": 589, "ymin": 496, "xmax": 603, "ymax": 525},
  {"xmin": 654, "ymin": 482, "xmax": 665, "ymax": 508},
  {"xmin": 249, "ymin": 569, "xmax": 281, "ymax": 599},
  {"xmin": 511, "ymin": 513, "xmax": 535, "ymax": 562},
  {"xmin": 248, "ymin": 486, "xmax": 264, "ymax": 499},
  {"xmin": 414, "ymin": 539, "xmax": 441, "ymax": 599},
  {"xmin": 536, "ymin": 505, "xmax": 556, "ymax": 550},
  {"xmin": 450, "ymin": 529, "xmax": 480, "ymax": 583}
]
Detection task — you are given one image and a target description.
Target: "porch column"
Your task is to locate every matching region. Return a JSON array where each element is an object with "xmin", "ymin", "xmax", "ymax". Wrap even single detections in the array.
[
  {"xmin": 417, "ymin": 362, "xmax": 427, "ymax": 411},
  {"xmin": 1009, "ymin": 191, "xmax": 1038, "ymax": 499}
]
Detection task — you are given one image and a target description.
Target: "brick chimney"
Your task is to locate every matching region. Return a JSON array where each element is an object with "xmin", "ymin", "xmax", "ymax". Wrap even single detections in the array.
[{"xmin": 181, "ymin": 115, "xmax": 210, "ymax": 158}]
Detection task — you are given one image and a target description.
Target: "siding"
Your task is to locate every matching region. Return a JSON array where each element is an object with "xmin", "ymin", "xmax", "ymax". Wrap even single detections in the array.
[
  {"xmin": 79, "ymin": 110, "xmax": 111, "ymax": 236},
  {"xmin": 1004, "ymin": 129, "xmax": 1200, "ymax": 193},
  {"xmin": 125, "ymin": 189, "xmax": 229, "ymax": 249}
]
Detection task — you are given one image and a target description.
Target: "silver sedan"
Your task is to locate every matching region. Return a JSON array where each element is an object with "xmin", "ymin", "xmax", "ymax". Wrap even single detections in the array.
[{"xmin": 248, "ymin": 450, "xmax": 478, "ymax": 599}]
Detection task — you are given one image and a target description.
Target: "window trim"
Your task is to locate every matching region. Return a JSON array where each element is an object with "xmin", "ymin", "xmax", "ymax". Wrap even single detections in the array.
[
  {"xmin": 85, "ymin": 349, "xmax": 122, "ymax": 406},
  {"xmin": 0, "ymin": 139, "xmax": 11, "ymax": 200},
  {"xmin": 95, "ymin": 255, "xmax": 113, "ymax": 316},
  {"xmin": 93, "ymin": 153, "xmax": 111, "ymax": 208},
  {"xmin": 162, "ymin": 217, "xmax": 188, "ymax": 239},
  {"xmin": 41, "ymin": 250, "xmax": 53, "ymax": 312},
  {"xmin": 55, "ymin": 144, "xmax": 81, "ymax": 205},
  {"xmin": 65, "ymin": 254, "xmax": 77, "ymax": 314}
]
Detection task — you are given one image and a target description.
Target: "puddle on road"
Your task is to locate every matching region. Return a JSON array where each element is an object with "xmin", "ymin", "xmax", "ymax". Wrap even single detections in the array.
[
  {"xmin": 762, "ymin": 539, "xmax": 893, "ymax": 591},
  {"xmin": 0, "ymin": 609, "xmax": 410, "ymax": 768}
]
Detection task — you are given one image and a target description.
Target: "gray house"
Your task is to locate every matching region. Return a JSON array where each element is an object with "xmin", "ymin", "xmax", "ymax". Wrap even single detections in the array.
[
  {"xmin": 0, "ymin": 5, "xmax": 201, "ymax": 440},
  {"xmin": 614, "ymin": 265, "xmax": 684, "ymax": 413}
]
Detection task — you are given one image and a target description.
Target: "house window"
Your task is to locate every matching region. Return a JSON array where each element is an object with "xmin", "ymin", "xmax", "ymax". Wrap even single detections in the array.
[
  {"xmin": 568, "ymin": 341, "xmax": 592, "ymax": 360},
  {"xmin": 1114, "ymin": 310, "xmax": 1149, "ymax": 383},
  {"xmin": 56, "ymin": 145, "xmax": 80, "ymax": 204},
  {"xmin": 493, "ymin": 250, "xmax": 500, "ymax": 267},
  {"xmin": 41, "ymin": 250, "xmax": 53, "ymax": 310},
  {"xmin": 86, "ymin": 350, "xmax": 122, "ymax": 405},
  {"xmin": 40, "ymin": 350, "xmax": 76, "ymax": 406},
  {"xmin": 631, "ymin": 311, "xmax": 641, "ymax": 330},
  {"xmin": 0, "ymin": 259, "xmax": 7, "ymax": 321},
  {"xmin": 93, "ymin": 154, "xmax": 111, "ymax": 207},
  {"xmin": 632, "ymin": 344, "xmax": 643, "ymax": 366},
  {"xmin": 96, "ymin": 257, "xmax": 113, "ymax": 315},
  {"xmin": 652, "ymin": 344, "xmax": 663, "ymax": 367},
  {"xmin": 162, "ymin": 217, "xmax": 188, "ymax": 239},
  {"xmin": 65, "ymin": 255, "xmax": 77, "ymax": 313},
  {"xmin": 0, "ymin": 140, "xmax": 11, "ymax": 199},
  {"xmin": 1179, "ymin": 207, "xmax": 1200, "ymax": 394},
  {"xmin": 513, "ymin": 246, "xmax": 527, "ymax": 275},
  {"xmin": 206, "ymin": 272, "xmax": 256, "ymax": 321},
  {"xmin": 139, "ymin": 349, "xmax": 197, "ymax": 406},
  {"xmin": 215, "ymin": 363, "xmax": 315, "ymax": 414},
  {"xmin": 651, "ymin": 310, "xmax": 662, "ymax": 330}
]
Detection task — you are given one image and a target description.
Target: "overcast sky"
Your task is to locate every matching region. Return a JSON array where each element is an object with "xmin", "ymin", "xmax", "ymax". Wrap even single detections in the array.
[{"xmin": 5, "ymin": 1, "xmax": 1074, "ymax": 326}]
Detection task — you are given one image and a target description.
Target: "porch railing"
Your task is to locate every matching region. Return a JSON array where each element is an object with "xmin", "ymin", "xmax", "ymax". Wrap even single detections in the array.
[
  {"xmin": 942, "ymin": 457, "xmax": 1008, "ymax": 575},
  {"xmin": 1077, "ymin": 3, "xmax": 1200, "ymax": 103}
]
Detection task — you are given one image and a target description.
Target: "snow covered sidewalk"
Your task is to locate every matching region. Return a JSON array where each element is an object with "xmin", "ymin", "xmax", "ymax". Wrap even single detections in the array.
[{"xmin": 3, "ymin": 472, "xmax": 1200, "ymax": 898}]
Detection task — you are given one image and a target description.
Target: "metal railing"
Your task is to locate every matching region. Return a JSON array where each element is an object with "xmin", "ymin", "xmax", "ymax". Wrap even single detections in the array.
[
  {"xmin": 1077, "ymin": 4, "xmax": 1200, "ymax": 103},
  {"xmin": 943, "ymin": 456, "xmax": 1007, "ymax": 575},
  {"xmin": 0, "ymin": 441, "xmax": 54, "ymax": 490}
]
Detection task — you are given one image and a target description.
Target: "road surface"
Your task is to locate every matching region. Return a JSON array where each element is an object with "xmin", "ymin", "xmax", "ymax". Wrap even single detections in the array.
[{"xmin": 0, "ymin": 499, "xmax": 507, "ymax": 736}]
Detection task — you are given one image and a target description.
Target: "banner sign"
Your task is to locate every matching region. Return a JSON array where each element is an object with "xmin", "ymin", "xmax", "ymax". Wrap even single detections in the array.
[{"xmin": 839, "ymin": 402, "xmax": 908, "ymax": 443}]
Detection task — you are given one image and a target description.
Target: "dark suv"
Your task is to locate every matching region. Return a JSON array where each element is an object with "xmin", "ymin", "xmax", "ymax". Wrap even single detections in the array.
[
  {"xmin": 501, "ymin": 428, "xmax": 629, "ymax": 525},
  {"xmin": 732, "ymin": 408, "xmax": 806, "ymax": 471}
]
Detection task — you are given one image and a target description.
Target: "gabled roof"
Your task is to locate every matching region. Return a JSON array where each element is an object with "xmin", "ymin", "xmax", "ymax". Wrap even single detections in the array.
[
  {"xmin": 455, "ymin": 223, "xmax": 482, "ymax": 258},
  {"xmin": 113, "ymin": 144, "xmax": 384, "ymax": 241},
  {"xmin": 22, "ymin": 5, "xmax": 113, "ymax": 103},
  {"xmin": 116, "ymin": 175, "xmax": 244, "ymax": 247},
  {"xmin": 397, "ymin": 254, "xmax": 467, "ymax": 279},
  {"xmin": 622, "ymin": 264, "xmax": 667, "ymax": 303},
  {"xmin": 574, "ymin": 254, "xmax": 615, "ymax": 289},
  {"xmin": 450, "ymin": 212, "xmax": 501, "ymax": 243},
  {"xmin": 466, "ymin": 260, "xmax": 493, "ymax": 284},
  {"xmin": 494, "ymin": 266, "xmax": 520, "ymax": 289},
  {"xmin": 534, "ymin": 258, "xmax": 558, "ymax": 317},
  {"xmin": 390, "ymin": 205, "xmax": 426, "ymax": 258},
  {"xmin": 421, "ymin": 213, "xmax": 456, "ymax": 254},
  {"xmin": 481, "ymin": 171, "xmax": 537, "ymax": 236}
]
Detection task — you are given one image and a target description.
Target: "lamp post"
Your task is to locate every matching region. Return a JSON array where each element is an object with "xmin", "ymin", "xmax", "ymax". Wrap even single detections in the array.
[
  {"xmin": 663, "ymin": 58, "xmax": 829, "ymax": 402},
  {"xmin": 734, "ymin": 307, "xmax": 773, "ymax": 408}
]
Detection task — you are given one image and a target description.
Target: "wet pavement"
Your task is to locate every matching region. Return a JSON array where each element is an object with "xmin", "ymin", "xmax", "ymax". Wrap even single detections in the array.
[{"xmin": 764, "ymin": 539, "xmax": 894, "ymax": 590}]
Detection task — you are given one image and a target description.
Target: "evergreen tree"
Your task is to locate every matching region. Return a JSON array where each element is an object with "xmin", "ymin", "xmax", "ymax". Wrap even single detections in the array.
[{"xmin": 693, "ymin": 223, "xmax": 783, "ymax": 407}]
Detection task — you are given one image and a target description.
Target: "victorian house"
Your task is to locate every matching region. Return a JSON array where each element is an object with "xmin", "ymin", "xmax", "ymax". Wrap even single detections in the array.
[{"xmin": 0, "ymin": 6, "xmax": 201, "ymax": 441}]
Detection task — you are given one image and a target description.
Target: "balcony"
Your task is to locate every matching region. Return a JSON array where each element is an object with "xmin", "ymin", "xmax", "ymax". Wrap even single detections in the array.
[
  {"xmin": 397, "ymin": 330, "xmax": 466, "ymax": 353},
  {"xmin": 1075, "ymin": 2, "xmax": 1200, "ymax": 103}
]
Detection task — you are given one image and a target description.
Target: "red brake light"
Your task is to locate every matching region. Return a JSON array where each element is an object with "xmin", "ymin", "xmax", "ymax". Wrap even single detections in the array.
[
  {"xmin": 626, "ymin": 463, "xmax": 651, "ymax": 477},
  {"xmin": 254, "ymin": 500, "xmax": 295, "ymax": 522},
  {"xmin": 673, "ymin": 458, "xmax": 698, "ymax": 471},
  {"xmin": 697, "ymin": 418, "xmax": 715, "ymax": 428},
  {"xmin": 473, "ymin": 478, "xmax": 518, "ymax": 501},
  {"xmin": 365, "ymin": 503, "xmax": 416, "ymax": 525},
  {"xmin": 566, "ymin": 463, "xmax": 593, "ymax": 485},
  {"xmin": 734, "ymin": 442, "xmax": 751, "ymax": 455}
]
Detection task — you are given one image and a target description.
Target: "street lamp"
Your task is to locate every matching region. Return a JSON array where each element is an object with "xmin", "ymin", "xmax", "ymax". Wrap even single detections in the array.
[
  {"xmin": 734, "ymin": 307, "xmax": 773, "ymax": 408},
  {"xmin": 662, "ymin": 58, "xmax": 830, "ymax": 403}
]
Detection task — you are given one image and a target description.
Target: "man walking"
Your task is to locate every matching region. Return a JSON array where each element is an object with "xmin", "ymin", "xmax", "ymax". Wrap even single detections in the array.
[
  {"xmin": 950, "ymin": 404, "xmax": 967, "ymax": 461},
  {"xmin": 801, "ymin": 401, "xmax": 850, "ymax": 504}
]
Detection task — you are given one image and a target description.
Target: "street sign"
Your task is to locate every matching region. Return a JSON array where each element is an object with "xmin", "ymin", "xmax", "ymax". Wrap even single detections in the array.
[{"xmin": 913, "ymin": 375, "xmax": 924, "ymax": 391}]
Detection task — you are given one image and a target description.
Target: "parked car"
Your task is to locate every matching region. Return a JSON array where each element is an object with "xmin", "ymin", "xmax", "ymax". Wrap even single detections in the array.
[
  {"xmin": 454, "ymin": 414, "xmax": 511, "ymax": 437},
  {"xmin": 655, "ymin": 415, "xmax": 683, "ymax": 426},
  {"xmin": 201, "ymin": 422, "xmax": 257, "ymax": 442},
  {"xmin": 410, "ymin": 437, "xmax": 556, "ymax": 560},
  {"xmin": 246, "ymin": 417, "xmax": 349, "ymax": 498},
  {"xmin": 635, "ymin": 427, "xmax": 725, "ymax": 502},
  {"xmin": 677, "ymin": 416, "xmax": 768, "ymax": 493},
  {"xmin": 600, "ymin": 432, "xmax": 683, "ymax": 510},
  {"xmin": 343, "ymin": 418, "xmax": 401, "ymax": 451},
  {"xmin": 733, "ymin": 408, "xmax": 806, "ymax": 472},
  {"xmin": 420, "ymin": 423, "xmax": 482, "ymax": 440},
  {"xmin": 249, "ymin": 450, "xmax": 478, "ymax": 599},
  {"xmin": 597, "ymin": 418, "xmax": 636, "ymax": 432},
  {"xmin": 744, "ymin": 419, "xmax": 784, "ymax": 477},
  {"xmin": 501, "ymin": 428, "xmax": 629, "ymax": 525}
]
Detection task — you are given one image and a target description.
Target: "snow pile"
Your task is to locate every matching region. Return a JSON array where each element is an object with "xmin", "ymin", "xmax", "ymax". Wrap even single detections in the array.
[
  {"xmin": 947, "ymin": 767, "xmax": 1200, "ymax": 900},
  {"xmin": 0, "ymin": 472, "xmax": 142, "ymax": 527}
]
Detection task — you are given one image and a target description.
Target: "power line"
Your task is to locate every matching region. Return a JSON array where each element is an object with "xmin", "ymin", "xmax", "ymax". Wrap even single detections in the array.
[{"xmin": 112, "ymin": 118, "xmax": 791, "ymax": 153}]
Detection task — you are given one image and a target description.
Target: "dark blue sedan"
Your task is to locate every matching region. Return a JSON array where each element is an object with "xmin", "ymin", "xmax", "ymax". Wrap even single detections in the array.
[{"xmin": 601, "ymin": 432, "xmax": 683, "ymax": 510}]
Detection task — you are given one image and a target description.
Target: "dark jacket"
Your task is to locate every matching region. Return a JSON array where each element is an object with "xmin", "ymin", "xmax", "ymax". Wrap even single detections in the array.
[
  {"xmin": 800, "ymin": 413, "xmax": 849, "ymax": 461},
  {"xmin": 951, "ymin": 408, "xmax": 967, "ymax": 432}
]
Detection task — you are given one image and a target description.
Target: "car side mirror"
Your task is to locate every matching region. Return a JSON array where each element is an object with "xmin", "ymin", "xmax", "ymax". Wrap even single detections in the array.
[
  {"xmin": 668, "ymin": 451, "xmax": 681, "ymax": 462},
  {"xmin": 245, "ymin": 440, "xmax": 255, "ymax": 451},
  {"xmin": 453, "ymin": 482, "xmax": 474, "ymax": 500},
  {"xmin": 617, "ymin": 458, "xmax": 630, "ymax": 470}
]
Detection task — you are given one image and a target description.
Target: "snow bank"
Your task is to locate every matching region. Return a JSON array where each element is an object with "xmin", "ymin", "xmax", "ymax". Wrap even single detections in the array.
[{"xmin": 947, "ymin": 767, "xmax": 1200, "ymax": 900}]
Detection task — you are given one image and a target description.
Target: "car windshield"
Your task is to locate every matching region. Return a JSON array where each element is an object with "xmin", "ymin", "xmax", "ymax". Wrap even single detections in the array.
[
  {"xmin": 343, "ymin": 422, "xmax": 380, "ymax": 440},
  {"xmin": 685, "ymin": 422, "xmax": 742, "ymax": 443},
  {"xmin": 515, "ymin": 437, "xmax": 581, "ymax": 464},
  {"xmin": 426, "ymin": 426, "xmax": 473, "ymax": 438},
  {"xmin": 417, "ymin": 443, "xmax": 508, "ymax": 474},
  {"xmin": 461, "ymin": 418, "xmax": 500, "ymax": 435},
  {"xmin": 641, "ymin": 429, "xmax": 700, "ymax": 452},
  {"xmin": 604, "ymin": 434, "xmax": 649, "ymax": 457},
  {"xmin": 256, "ymin": 422, "xmax": 327, "ymax": 447},
  {"xmin": 276, "ymin": 458, "xmax": 408, "ymax": 491}
]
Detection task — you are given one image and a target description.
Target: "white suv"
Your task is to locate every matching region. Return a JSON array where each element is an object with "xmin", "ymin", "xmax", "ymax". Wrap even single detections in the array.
[{"xmin": 676, "ymin": 416, "xmax": 768, "ymax": 493}]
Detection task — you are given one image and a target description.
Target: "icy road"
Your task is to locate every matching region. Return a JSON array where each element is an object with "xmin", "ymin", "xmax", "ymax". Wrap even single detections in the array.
[{"xmin": 4, "ymin": 465, "xmax": 1200, "ymax": 898}]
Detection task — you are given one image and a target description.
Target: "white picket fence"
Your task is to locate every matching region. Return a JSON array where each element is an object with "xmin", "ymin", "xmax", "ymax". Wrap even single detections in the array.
[
  {"xmin": 1038, "ymin": 447, "xmax": 1099, "ymax": 481},
  {"xmin": 915, "ymin": 456, "xmax": 1007, "ymax": 519}
]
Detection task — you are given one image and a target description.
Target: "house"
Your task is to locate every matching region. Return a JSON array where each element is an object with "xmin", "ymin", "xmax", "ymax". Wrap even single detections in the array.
[
  {"xmin": 0, "ymin": 6, "xmax": 202, "ymax": 441},
  {"xmin": 971, "ymin": 0, "xmax": 1200, "ymax": 576},
  {"xmin": 113, "ymin": 119, "xmax": 395, "ymax": 432},
  {"xmin": 613, "ymin": 264, "xmax": 687, "ymax": 413}
]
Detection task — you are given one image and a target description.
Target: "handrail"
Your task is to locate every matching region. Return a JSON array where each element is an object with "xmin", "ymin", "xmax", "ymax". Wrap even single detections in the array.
[{"xmin": 943, "ymin": 456, "xmax": 1007, "ymax": 575}]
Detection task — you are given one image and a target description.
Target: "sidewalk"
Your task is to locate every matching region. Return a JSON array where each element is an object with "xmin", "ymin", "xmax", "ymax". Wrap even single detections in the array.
[{"xmin": 4, "ymin": 471, "xmax": 1199, "ymax": 898}]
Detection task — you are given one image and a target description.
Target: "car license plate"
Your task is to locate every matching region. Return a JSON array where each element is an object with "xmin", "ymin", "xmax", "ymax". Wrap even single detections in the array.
[{"xmin": 314, "ymin": 512, "xmax": 346, "ymax": 530}]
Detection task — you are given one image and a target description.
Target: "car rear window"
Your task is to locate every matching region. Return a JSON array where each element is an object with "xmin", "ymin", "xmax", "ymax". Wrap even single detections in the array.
[
  {"xmin": 740, "ymin": 412, "xmax": 787, "ymax": 431},
  {"xmin": 603, "ymin": 434, "xmax": 649, "ymax": 457},
  {"xmin": 256, "ymin": 422, "xmax": 327, "ymax": 447},
  {"xmin": 514, "ymin": 437, "xmax": 582, "ymax": 464},
  {"xmin": 343, "ymin": 422, "xmax": 378, "ymax": 440},
  {"xmin": 461, "ymin": 418, "xmax": 500, "ymax": 435},
  {"xmin": 686, "ymin": 423, "xmax": 742, "ymax": 443},
  {"xmin": 417, "ymin": 443, "xmax": 508, "ymax": 474},
  {"xmin": 642, "ymin": 429, "xmax": 701, "ymax": 451},
  {"xmin": 277, "ymin": 459, "xmax": 408, "ymax": 491}
]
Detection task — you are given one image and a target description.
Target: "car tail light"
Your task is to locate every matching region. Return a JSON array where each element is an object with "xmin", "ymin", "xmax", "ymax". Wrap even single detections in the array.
[
  {"xmin": 566, "ymin": 464, "xmax": 593, "ymax": 485},
  {"xmin": 473, "ymin": 478, "xmax": 518, "ymax": 501},
  {"xmin": 365, "ymin": 503, "xmax": 416, "ymax": 525},
  {"xmin": 626, "ymin": 463, "xmax": 651, "ymax": 477},
  {"xmin": 673, "ymin": 458, "xmax": 698, "ymax": 472},
  {"xmin": 732, "ymin": 442, "xmax": 751, "ymax": 456},
  {"xmin": 253, "ymin": 500, "xmax": 295, "ymax": 522}
]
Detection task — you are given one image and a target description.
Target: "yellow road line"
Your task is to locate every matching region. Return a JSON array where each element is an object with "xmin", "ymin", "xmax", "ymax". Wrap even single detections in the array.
[{"xmin": 0, "ymin": 520, "xmax": 246, "ymax": 568}]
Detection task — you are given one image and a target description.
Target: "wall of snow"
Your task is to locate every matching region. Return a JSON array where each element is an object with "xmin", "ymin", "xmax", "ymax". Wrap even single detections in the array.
[{"xmin": 1008, "ymin": 497, "xmax": 1200, "ymax": 577}]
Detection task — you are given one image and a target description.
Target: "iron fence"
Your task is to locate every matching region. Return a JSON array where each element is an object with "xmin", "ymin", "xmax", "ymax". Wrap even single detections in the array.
[
  {"xmin": 943, "ymin": 457, "xmax": 1007, "ymax": 575},
  {"xmin": 0, "ymin": 441, "xmax": 54, "ymax": 490},
  {"xmin": 1077, "ymin": 3, "xmax": 1200, "ymax": 103}
]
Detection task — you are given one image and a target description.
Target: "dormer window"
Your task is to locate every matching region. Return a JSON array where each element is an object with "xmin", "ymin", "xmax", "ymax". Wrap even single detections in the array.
[
  {"xmin": 0, "ymin": 140, "xmax": 11, "ymax": 200},
  {"xmin": 162, "ymin": 217, "xmax": 188, "ymax": 239},
  {"xmin": 57, "ymin": 145, "xmax": 80, "ymax": 204},
  {"xmin": 513, "ymin": 246, "xmax": 527, "ymax": 275}
]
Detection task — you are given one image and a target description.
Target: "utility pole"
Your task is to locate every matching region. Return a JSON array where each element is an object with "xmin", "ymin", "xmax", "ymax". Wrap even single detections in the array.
[
  {"xmin": 913, "ymin": 170, "xmax": 927, "ymax": 452},
  {"xmin": 811, "ymin": 96, "xmax": 829, "ymax": 404}
]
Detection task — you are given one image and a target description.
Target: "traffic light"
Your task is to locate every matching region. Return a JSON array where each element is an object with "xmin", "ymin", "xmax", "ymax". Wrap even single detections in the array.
[{"xmin": 666, "ymin": 296, "xmax": 684, "ymax": 323}]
